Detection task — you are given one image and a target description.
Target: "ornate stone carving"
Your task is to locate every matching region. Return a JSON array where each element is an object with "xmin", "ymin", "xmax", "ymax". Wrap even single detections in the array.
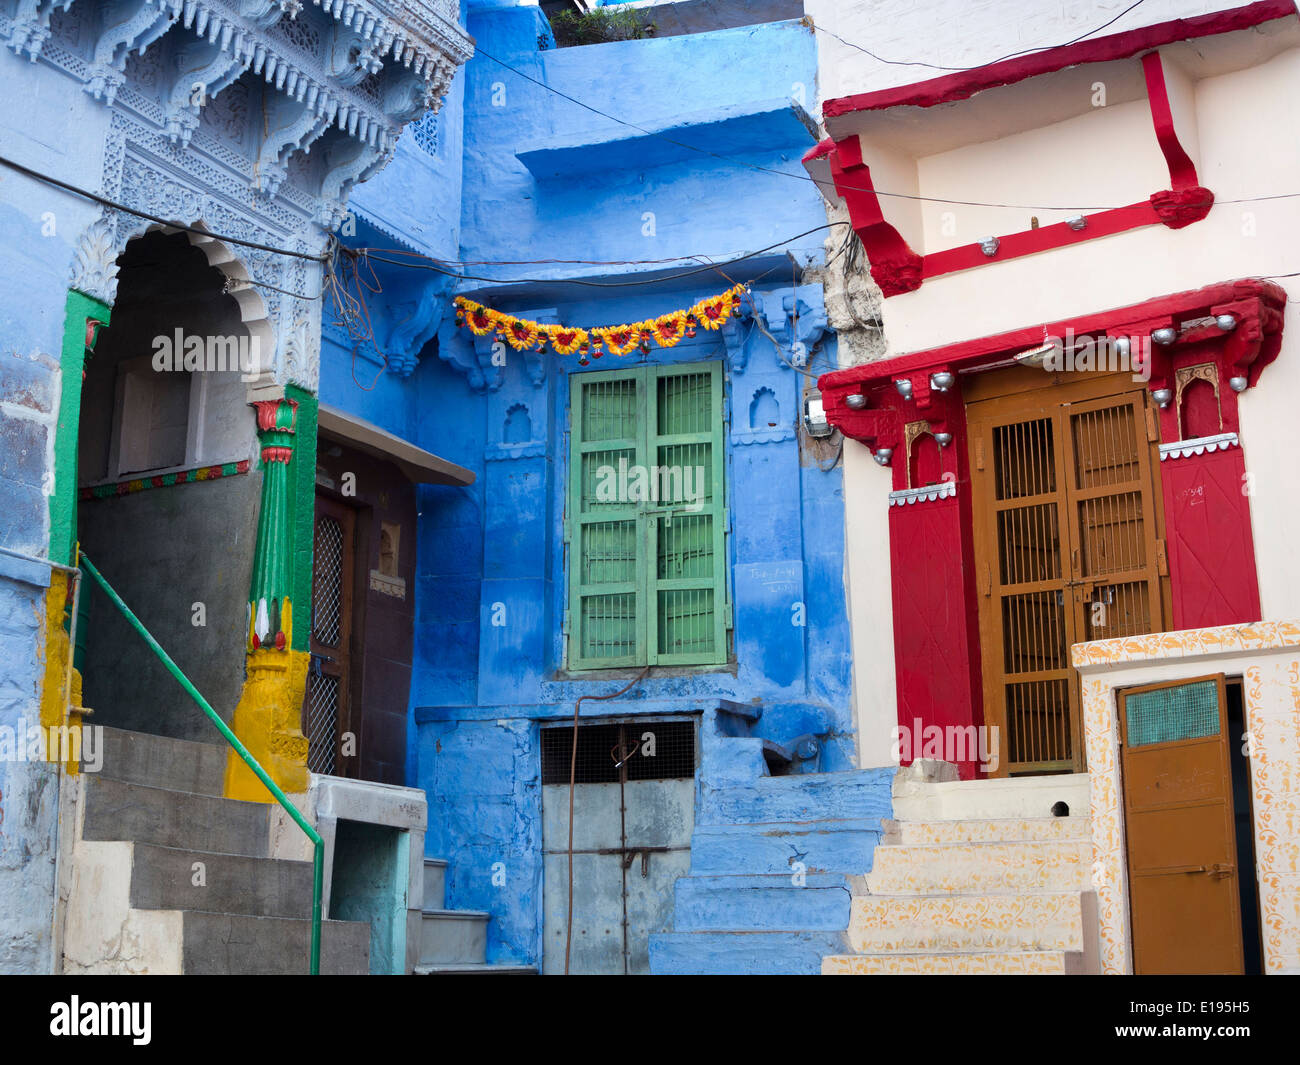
[{"xmin": 69, "ymin": 213, "xmax": 123, "ymax": 304}]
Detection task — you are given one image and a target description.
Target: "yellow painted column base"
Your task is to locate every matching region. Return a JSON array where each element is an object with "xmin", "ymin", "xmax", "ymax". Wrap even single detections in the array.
[{"xmin": 223, "ymin": 646, "xmax": 310, "ymax": 802}]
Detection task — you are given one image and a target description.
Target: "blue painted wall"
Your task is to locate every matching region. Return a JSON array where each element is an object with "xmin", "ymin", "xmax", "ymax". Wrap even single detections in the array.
[
  {"xmin": 0, "ymin": 35, "xmax": 117, "ymax": 973},
  {"xmin": 321, "ymin": 1, "xmax": 849, "ymax": 969}
]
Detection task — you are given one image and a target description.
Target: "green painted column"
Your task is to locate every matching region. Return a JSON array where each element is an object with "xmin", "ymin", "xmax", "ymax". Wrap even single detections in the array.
[{"xmin": 248, "ymin": 397, "xmax": 298, "ymax": 649}]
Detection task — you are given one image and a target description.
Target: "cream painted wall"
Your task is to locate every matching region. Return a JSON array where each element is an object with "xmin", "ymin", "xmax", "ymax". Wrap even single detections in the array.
[
  {"xmin": 823, "ymin": 14, "xmax": 1300, "ymax": 768},
  {"xmin": 804, "ymin": 0, "xmax": 1275, "ymax": 103},
  {"xmin": 912, "ymin": 98, "xmax": 1169, "ymax": 253},
  {"xmin": 842, "ymin": 443, "xmax": 898, "ymax": 768}
]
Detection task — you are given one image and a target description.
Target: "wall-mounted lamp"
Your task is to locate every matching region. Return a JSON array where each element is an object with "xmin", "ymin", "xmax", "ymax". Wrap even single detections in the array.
[
  {"xmin": 1228, "ymin": 376, "xmax": 1249, "ymax": 393},
  {"xmin": 1151, "ymin": 327, "xmax": 1178, "ymax": 346},
  {"xmin": 1151, "ymin": 388, "xmax": 1173, "ymax": 408},
  {"xmin": 844, "ymin": 393, "xmax": 868, "ymax": 410},
  {"xmin": 979, "ymin": 236, "xmax": 1000, "ymax": 257},
  {"xmin": 802, "ymin": 390, "xmax": 834, "ymax": 438},
  {"xmin": 1216, "ymin": 314, "xmax": 1238, "ymax": 332},
  {"xmin": 1113, "ymin": 337, "xmax": 1131, "ymax": 358},
  {"xmin": 930, "ymin": 371, "xmax": 954, "ymax": 392},
  {"xmin": 894, "ymin": 379, "xmax": 913, "ymax": 400},
  {"xmin": 934, "ymin": 432, "xmax": 953, "ymax": 447},
  {"xmin": 1067, "ymin": 215, "xmax": 1087, "ymax": 231},
  {"xmin": 873, "ymin": 447, "xmax": 893, "ymax": 466}
]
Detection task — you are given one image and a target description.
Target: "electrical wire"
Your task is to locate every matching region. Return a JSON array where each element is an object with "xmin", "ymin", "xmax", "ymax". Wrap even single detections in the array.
[
  {"xmin": 805, "ymin": 0, "xmax": 1149, "ymax": 73},
  {"xmin": 565, "ymin": 666, "xmax": 650, "ymax": 976},
  {"xmin": 473, "ymin": 36, "xmax": 1300, "ymax": 213},
  {"xmin": 0, "ymin": 153, "xmax": 329, "ymax": 263},
  {"xmin": 355, "ymin": 223, "xmax": 849, "ymax": 287}
]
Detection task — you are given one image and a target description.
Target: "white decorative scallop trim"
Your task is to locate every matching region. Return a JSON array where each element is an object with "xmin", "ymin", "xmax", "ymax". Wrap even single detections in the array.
[
  {"xmin": 1159, "ymin": 432, "xmax": 1239, "ymax": 461},
  {"xmin": 888, "ymin": 481, "xmax": 956, "ymax": 506}
]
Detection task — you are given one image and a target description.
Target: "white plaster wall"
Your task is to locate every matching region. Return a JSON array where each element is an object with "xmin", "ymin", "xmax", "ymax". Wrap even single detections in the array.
[{"xmin": 804, "ymin": 0, "xmax": 1279, "ymax": 103}]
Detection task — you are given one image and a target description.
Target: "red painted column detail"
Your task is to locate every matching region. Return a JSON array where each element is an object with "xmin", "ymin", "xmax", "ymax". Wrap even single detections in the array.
[{"xmin": 1161, "ymin": 446, "xmax": 1261, "ymax": 629}]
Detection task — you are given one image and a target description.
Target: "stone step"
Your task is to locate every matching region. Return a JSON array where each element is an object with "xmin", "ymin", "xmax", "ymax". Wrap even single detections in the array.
[
  {"xmin": 414, "ymin": 962, "xmax": 537, "ymax": 975},
  {"xmin": 847, "ymin": 892, "xmax": 1086, "ymax": 954},
  {"xmin": 649, "ymin": 930, "xmax": 848, "ymax": 975},
  {"xmin": 419, "ymin": 909, "xmax": 489, "ymax": 966},
  {"xmin": 181, "ymin": 911, "xmax": 369, "ymax": 975},
  {"xmin": 673, "ymin": 873, "xmax": 853, "ymax": 932},
  {"xmin": 823, "ymin": 949, "xmax": 1079, "ymax": 975},
  {"xmin": 883, "ymin": 816, "xmax": 1090, "ymax": 846},
  {"xmin": 82, "ymin": 775, "xmax": 270, "ymax": 857},
  {"xmin": 423, "ymin": 858, "xmax": 447, "ymax": 911},
  {"xmin": 94, "ymin": 726, "xmax": 227, "ymax": 797},
  {"xmin": 129, "ymin": 842, "xmax": 314, "ymax": 919},
  {"xmin": 892, "ymin": 771, "xmax": 1090, "ymax": 822},
  {"xmin": 700, "ymin": 768, "xmax": 893, "ymax": 826},
  {"xmin": 867, "ymin": 840, "xmax": 1092, "ymax": 895},
  {"xmin": 689, "ymin": 819, "xmax": 882, "ymax": 876}
]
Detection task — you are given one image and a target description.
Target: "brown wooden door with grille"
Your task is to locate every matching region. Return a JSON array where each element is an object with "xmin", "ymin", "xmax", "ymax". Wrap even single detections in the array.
[
  {"xmin": 304, "ymin": 494, "xmax": 356, "ymax": 776},
  {"xmin": 1119, "ymin": 675, "xmax": 1243, "ymax": 974},
  {"xmin": 969, "ymin": 377, "xmax": 1167, "ymax": 775}
]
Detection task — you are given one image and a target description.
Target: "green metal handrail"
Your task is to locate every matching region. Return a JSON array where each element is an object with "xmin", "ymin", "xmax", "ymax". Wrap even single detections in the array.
[{"xmin": 79, "ymin": 553, "xmax": 323, "ymax": 975}]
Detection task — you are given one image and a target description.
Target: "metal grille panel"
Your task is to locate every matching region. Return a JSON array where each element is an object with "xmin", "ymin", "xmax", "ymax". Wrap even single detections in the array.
[
  {"xmin": 305, "ymin": 671, "xmax": 339, "ymax": 774},
  {"xmin": 1006, "ymin": 678, "xmax": 1072, "ymax": 766},
  {"xmin": 657, "ymin": 588, "xmax": 715, "ymax": 656},
  {"xmin": 312, "ymin": 515, "xmax": 344, "ymax": 646},
  {"xmin": 541, "ymin": 720, "xmax": 695, "ymax": 784},
  {"xmin": 1126, "ymin": 680, "xmax": 1220, "ymax": 748}
]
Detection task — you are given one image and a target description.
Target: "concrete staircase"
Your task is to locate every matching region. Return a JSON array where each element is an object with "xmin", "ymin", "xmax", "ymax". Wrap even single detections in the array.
[
  {"xmin": 823, "ymin": 765, "xmax": 1098, "ymax": 975},
  {"xmin": 648, "ymin": 755, "xmax": 895, "ymax": 975},
  {"xmin": 60, "ymin": 726, "xmax": 370, "ymax": 974},
  {"xmin": 414, "ymin": 857, "xmax": 535, "ymax": 974}
]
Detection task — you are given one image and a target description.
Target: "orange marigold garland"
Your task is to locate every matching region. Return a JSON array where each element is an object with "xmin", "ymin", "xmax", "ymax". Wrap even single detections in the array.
[{"xmin": 453, "ymin": 285, "xmax": 747, "ymax": 361}]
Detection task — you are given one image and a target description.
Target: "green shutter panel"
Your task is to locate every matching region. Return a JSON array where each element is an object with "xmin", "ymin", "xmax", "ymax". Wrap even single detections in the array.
[
  {"xmin": 567, "ymin": 368, "xmax": 648, "ymax": 668},
  {"xmin": 648, "ymin": 362, "xmax": 727, "ymax": 666}
]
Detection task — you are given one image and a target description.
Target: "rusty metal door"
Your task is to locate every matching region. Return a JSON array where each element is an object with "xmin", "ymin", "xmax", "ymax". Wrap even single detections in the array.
[
  {"xmin": 540, "ymin": 720, "xmax": 695, "ymax": 975},
  {"xmin": 303, "ymin": 495, "xmax": 356, "ymax": 776},
  {"xmin": 1119, "ymin": 674, "xmax": 1244, "ymax": 974},
  {"xmin": 969, "ymin": 377, "xmax": 1167, "ymax": 775}
]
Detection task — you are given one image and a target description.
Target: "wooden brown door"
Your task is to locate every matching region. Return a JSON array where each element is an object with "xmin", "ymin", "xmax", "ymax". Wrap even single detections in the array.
[
  {"xmin": 1119, "ymin": 675, "xmax": 1244, "ymax": 974},
  {"xmin": 304, "ymin": 494, "xmax": 356, "ymax": 776},
  {"xmin": 969, "ymin": 376, "xmax": 1167, "ymax": 775}
]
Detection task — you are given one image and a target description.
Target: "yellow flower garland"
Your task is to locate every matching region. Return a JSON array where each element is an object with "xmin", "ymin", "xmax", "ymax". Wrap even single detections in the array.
[{"xmin": 453, "ymin": 284, "xmax": 746, "ymax": 359}]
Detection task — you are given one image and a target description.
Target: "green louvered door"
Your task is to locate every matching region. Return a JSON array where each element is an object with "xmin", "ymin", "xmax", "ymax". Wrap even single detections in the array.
[{"xmin": 567, "ymin": 362, "xmax": 728, "ymax": 670}]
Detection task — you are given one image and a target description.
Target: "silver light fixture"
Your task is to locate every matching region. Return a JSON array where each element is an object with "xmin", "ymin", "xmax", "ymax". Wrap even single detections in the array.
[
  {"xmin": 1151, "ymin": 388, "xmax": 1173, "ymax": 408},
  {"xmin": 934, "ymin": 432, "xmax": 953, "ymax": 447},
  {"xmin": 979, "ymin": 236, "xmax": 1000, "ymax": 257},
  {"xmin": 1067, "ymin": 215, "xmax": 1087, "ymax": 231},
  {"xmin": 1151, "ymin": 327, "xmax": 1178, "ymax": 346},
  {"xmin": 894, "ymin": 378, "xmax": 913, "ymax": 400},
  {"xmin": 1114, "ymin": 337, "xmax": 1131, "ymax": 358},
  {"xmin": 1228, "ymin": 376, "xmax": 1249, "ymax": 393},
  {"xmin": 845, "ymin": 393, "xmax": 868, "ymax": 410},
  {"xmin": 873, "ymin": 447, "xmax": 893, "ymax": 466},
  {"xmin": 1216, "ymin": 313, "xmax": 1238, "ymax": 332},
  {"xmin": 802, "ymin": 391, "xmax": 834, "ymax": 438},
  {"xmin": 930, "ymin": 371, "xmax": 954, "ymax": 392}
]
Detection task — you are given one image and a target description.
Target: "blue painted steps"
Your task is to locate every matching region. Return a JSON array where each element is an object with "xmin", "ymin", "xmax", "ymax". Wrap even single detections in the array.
[
  {"xmin": 650, "ymin": 931, "xmax": 849, "ymax": 976},
  {"xmin": 650, "ymin": 766, "xmax": 894, "ymax": 975},
  {"xmin": 675, "ymin": 873, "xmax": 853, "ymax": 931},
  {"xmin": 690, "ymin": 818, "xmax": 881, "ymax": 876}
]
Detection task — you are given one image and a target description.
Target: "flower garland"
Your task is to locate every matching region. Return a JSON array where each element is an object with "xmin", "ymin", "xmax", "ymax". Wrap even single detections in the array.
[{"xmin": 453, "ymin": 284, "xmax": 748, "ymax": 365}]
